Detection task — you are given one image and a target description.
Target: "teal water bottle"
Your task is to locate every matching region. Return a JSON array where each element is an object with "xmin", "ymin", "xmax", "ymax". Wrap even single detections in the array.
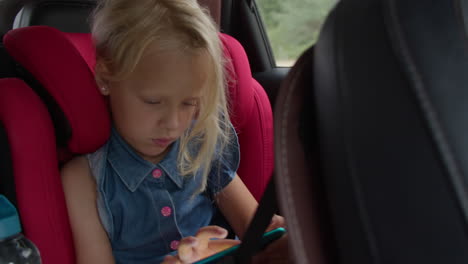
[{"xmin": 0, "ymin": 195, "xmax": 41, "ymax": 264}]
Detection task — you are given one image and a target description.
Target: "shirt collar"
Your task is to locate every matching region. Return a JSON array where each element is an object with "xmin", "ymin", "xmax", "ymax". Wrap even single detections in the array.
[{"xmin": 107, "ymin": 128, "xmax": 184, "ymax": 192}]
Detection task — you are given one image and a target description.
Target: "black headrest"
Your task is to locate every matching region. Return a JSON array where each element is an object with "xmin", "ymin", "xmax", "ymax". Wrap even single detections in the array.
[
  {"xmin": 307, "ymin": 0, "xmax": 468, "ymax": 263},
  {"xmin": 12, "ymin": 0, "xmax": 226, "ymax": 33},
  {"xmin": 14, "ymin": 0, "xmax": 95, "ymax": 32}
]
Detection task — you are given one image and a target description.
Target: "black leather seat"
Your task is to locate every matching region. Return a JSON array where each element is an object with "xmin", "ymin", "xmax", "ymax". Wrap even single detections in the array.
[
  {"xmin": 14, "ymin": 0, "xmax": 95, "ymax": 32},
  {"xmin": 275, "ymin": 0, "xmax": 468, "ymax": 263}
]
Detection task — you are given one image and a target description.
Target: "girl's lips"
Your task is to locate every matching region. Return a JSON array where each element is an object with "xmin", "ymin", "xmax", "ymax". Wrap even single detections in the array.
[{"xmin": 152, "ymin": 138, "xmax": 174, "ymax": 147}]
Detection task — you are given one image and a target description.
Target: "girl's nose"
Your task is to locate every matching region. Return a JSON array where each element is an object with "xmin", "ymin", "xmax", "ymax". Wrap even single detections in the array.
[{"xmin": 162, "ymin": 108, "xmax": 180, "ymax": 130}]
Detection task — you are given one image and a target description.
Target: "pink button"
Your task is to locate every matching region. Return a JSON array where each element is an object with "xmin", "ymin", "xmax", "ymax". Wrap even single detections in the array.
[
  {"xmin": 161, "ymin": 206, "xmax": 172, "ymax": 217},
  {"xmin": 152, "ymin": 169, "xmax": 162, "ymax": 178},
  {"xmin": 170, "ymin": 240, "xmax": 179, "ymax": 250}
]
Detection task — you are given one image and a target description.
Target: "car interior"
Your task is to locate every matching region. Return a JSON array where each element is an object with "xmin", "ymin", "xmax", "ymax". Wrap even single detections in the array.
[{"xmin": 1, "ymin": 0, "xmax": 468, "ymax": 263}]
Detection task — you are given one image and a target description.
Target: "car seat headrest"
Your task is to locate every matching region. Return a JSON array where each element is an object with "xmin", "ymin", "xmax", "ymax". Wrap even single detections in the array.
[{"xmin": 4, "ymin": 25, "xmax": 110, "ymax": 154}]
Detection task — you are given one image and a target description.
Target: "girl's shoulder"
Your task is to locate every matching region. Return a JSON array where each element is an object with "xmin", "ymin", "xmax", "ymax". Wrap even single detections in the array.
[
  {"xmin": 61, "ymin": 155, "xmax": 89, "ymax": 175},
  {"xmin": 61, "ymin": 140, "xmax": 110, "ymax": 189},
  {"xmin": 61, "ymin": 139, "xmax": 109, "ymax": 181},
  {"xmin": 61, "ymin": 155, "xmax": 95, "ymax": 191}
]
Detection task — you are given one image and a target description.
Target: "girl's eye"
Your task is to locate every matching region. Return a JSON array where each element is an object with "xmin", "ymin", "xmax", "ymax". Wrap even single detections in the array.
[
  {"xmin": 144, "ymin": 100, "xmax": 161, "ymax": 105},
  {"xmin": 183, "ymin": 100, "xmax": 198, "ymax": 106}
]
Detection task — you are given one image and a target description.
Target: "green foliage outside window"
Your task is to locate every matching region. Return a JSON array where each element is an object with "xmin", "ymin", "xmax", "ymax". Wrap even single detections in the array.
[{"xmin": 257, "ymin": 0, "xmax": 338, "ymax": 66}]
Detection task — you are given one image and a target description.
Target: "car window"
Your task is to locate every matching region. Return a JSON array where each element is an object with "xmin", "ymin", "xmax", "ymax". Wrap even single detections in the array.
[{"xmin": 257, "ymin": 0, "xmax": 338, "ymax": 67}]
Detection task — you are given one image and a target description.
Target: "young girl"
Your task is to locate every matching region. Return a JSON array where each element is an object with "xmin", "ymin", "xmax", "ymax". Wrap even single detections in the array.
[{"xmin": 61, "ymin": 0, "xmax": 283, "ymax": 263}]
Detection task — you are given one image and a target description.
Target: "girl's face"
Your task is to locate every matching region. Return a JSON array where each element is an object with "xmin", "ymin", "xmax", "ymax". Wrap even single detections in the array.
[{"xmin": 102, "ymin": 48, "xmax": 211, "ymax": 163}]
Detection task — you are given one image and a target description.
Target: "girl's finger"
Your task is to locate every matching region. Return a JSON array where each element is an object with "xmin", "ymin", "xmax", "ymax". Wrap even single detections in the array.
[
  {"xmin": 195, "ymin": 225, "xmax": 229, "ymax": 249},
  {"xmin": 266, "ymin": 215, "xmax": 286, "ymax": 232},
  {"xmin": 195, "ymin": 226, "xmax": 228, "ymax": 239},
  {"xmin": 177, "ymin": 236, "xmax": 199, "ymax": 263}
]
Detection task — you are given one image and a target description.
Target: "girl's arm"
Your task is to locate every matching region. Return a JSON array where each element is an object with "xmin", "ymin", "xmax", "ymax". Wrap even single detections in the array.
[
  {"xmin": 214, "ymin": 173, "xmax": 259, "ymax": 239},
  {"xmin": 61, "ymin": 156, "xmax": 115, "ymax": 264}
]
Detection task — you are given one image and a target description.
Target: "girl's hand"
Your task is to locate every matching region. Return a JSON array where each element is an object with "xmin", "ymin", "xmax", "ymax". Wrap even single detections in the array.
[
  {"xmin": 161, "ymin": 226, "xmax": 240, "ymax": 264},
  {"xmin": 162, "ymin": 215, "xmax": 286, "ymax": 264}
]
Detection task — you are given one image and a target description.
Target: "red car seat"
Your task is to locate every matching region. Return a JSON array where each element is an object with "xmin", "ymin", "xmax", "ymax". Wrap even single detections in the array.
[{"xmin": 2, "ymin": 22, "xmax": 273, "ymax": 264}]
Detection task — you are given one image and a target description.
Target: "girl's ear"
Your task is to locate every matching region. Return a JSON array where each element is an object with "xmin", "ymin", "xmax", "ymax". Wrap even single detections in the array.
[
  {"xmin": 95, "ymin": 61, "xmax": 111, "ymax": 96},
  {"xmin": 99, "ymin": 86, "xmax": 110, "ymax": 96}
]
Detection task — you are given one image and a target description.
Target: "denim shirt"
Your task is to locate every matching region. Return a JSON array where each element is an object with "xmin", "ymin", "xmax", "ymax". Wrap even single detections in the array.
[{"xmin": 87, "ymin": 127, "xmax": 240, "ymax": 264}]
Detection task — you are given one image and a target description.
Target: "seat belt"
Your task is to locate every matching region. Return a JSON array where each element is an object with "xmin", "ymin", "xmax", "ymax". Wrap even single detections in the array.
[{"xmin": 220, "ymin": 178, "xmax": 279, "ymax": 263}]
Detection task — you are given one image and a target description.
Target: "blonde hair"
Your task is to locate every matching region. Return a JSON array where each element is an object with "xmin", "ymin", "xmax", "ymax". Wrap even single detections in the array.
[{"xmin": 91, "ymin": 0, "xmax": 233, "ymax": 194}]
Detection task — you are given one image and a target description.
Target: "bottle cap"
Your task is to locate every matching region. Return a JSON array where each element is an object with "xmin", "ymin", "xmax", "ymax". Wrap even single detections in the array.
[{"xmin": 0, "ymin": 195, "xmax": 21, "ymax": 239}]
